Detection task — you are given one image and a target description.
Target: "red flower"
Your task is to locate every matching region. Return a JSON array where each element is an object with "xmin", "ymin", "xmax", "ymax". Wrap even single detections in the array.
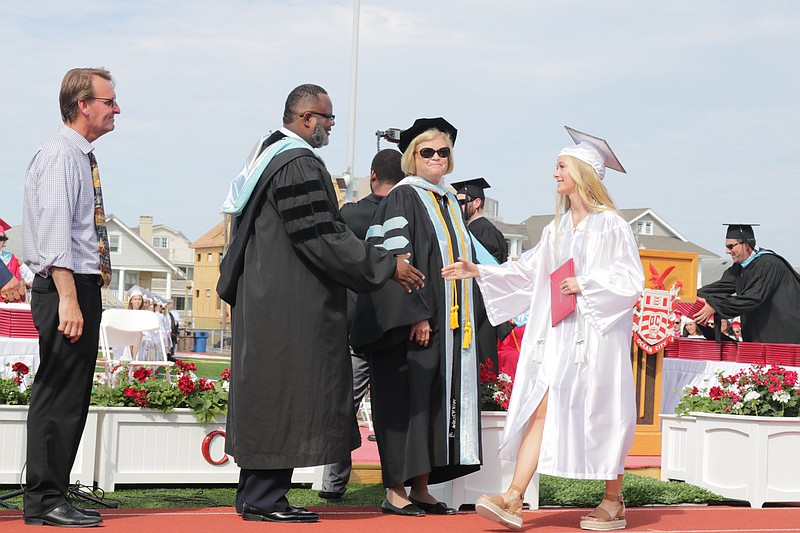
[
  {"xmin": 124, "ymin": 387, "xmax": 137, "ymax": 398},
  {"xmin": 709, "ymin": 386, "xmax": 723, "ymax": 400},
  {"xmin": 12, "ymin": 376, "xmax": 22, "ymax": 385},
  {"xmin": 175, "ymin": 360, "xmax": 197, "ymax": 373},
  {"xmin": 220, "ymin": 368, "xmax": 230, "ymax": 381},
  {"xmin": 198, "ymin": 378, "xmax": 215, "ymax": 391},
  {"xmin": 133, "ymin": 389, "xmax": 148, "ymax": 407},
  {"xmin": 177, "ymin": 375, "xmax": 195, "ymax": 395},
  {"xmin": 11, "ymin": 362, "xmax": 29, "ymax": 375},
  {"xmin": 132, "ymin": 367, "xmax": 151, "ymax": 383}
]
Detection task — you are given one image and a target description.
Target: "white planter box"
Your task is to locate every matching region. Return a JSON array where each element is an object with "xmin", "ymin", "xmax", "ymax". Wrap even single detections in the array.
[
  {"xmin": 430, "ymin": 411, "xmax": 539, "ymax": 510},
  {"xmin": 661, "ymin": 412, "xmax": 800, "ymax": 508},
  {"xmin": 94, "ymin": 407, "xmax": 322, "ymax": 491},
  {"xmin": 0, "ymin": 405, "xmax": 97, "ymax": 487}
]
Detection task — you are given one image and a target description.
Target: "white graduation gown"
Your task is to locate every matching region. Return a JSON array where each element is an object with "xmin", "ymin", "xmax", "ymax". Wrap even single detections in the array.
[{"xmin": 476, "ymin": 209, "xmax": 644, "ymax": 480}]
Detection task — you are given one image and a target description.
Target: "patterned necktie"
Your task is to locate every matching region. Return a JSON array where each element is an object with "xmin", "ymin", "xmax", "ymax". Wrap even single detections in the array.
[{"xmin": 88, "ymin": 152, "xmax": 112, "ymax": 287}]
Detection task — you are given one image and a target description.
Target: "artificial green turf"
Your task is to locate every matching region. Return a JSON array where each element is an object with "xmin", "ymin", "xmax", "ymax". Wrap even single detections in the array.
[{"xmin": 0, "ymin": 474, "xmax": 721, "ymax": 511}]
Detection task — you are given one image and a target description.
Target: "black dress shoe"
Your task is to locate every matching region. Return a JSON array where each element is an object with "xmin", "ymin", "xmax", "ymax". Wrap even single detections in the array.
[
  {"xmin": 409, "ymin": 497, "xmax": 458, "ymax": 515},
  {"xmin": 74, "ymin": 506, "xmax": 102, "ymax": 517},
  {"xmin": 24, "ymin": 503, "xmax": 102, "ymax": 527},
  {"xmin": 367, "ymin": 434, "xmax": 377, "ymax": 441},
  {"xmin": 241, "ymin": 502, "xmax": 319, "ymax": 523},
  {"xmin": 381, "ymin": 498, "xmax": 425, "ymax": 517},
  {"xmin": 318, "ymin": 490, "xmax": 344, "ymax": 500}
]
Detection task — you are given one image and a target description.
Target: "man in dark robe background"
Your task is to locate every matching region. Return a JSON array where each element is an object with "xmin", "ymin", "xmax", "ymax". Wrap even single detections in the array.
[
  {"xmin": 217, "ymin": 84, "xmax": 423, "ymax": 524},
  {"xmin": 453, "ymin": 177, "xmax": 513, "ymax": 368},
  {"xmin": 318, "ymin": 148, "xmax": 405, "ymax": 500},
  {"xmin": 453, "ymin": 177, "xmax": 508, "ymax": 263},
  {"xmin": 695, "ymin": 224, "xmax": 800, "ymax": 343}
]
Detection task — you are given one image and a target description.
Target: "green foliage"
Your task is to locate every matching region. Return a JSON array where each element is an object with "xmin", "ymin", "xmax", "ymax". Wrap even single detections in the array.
[
  {"xmin": 675, "ymin": 364, "xmax": 800, "ymax": 417},
  {"xmin": 9, "ymin": 475, "xmax": 719, "ymax": 511},
  {"xmin": 87, "ymin": 360, "xmax": 230, "ymax": 423}
]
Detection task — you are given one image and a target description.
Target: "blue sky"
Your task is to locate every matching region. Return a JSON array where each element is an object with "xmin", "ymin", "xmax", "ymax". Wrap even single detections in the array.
[{"xmin": 2, "ymin": 1, "xmax": 799, "ymax": 264}]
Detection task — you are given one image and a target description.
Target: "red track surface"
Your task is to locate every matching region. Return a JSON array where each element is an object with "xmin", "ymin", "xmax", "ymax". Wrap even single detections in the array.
[{"xmin": 3, "ymin": 505, "xmax": 800, "ymax": 532}]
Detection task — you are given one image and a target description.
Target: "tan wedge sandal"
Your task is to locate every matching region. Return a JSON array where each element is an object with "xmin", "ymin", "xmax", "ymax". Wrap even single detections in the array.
[
  {"xmin": 475, "ymin": 484, "xmax": 525, "ymax": 530},
  {"xmin": 579, "ymin": 492, "xmax": 626, "ymax": 531}
]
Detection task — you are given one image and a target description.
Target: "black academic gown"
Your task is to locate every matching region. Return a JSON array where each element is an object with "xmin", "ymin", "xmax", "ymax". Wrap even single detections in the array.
[
  {"xmin": 218, "ymin": 139, "xmax": 397, "ymax": 470},
  {"xmin": 469, "ymin": 216, "xmax": 512, "ymax": 366},
  {"xmin": 468, "ymin": 216, "xmax": 508, "ymax": 263},
  {"xmin": 351, "ymin": 184, "xmax": 481, "ymax": 488},
  {"xmin": 698, "ymin": 251, "xmax": 800, "ymax": 344}
]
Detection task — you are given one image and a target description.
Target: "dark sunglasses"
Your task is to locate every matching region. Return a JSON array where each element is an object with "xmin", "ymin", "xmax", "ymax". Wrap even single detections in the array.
[
  {"xmin": 417, "ymin": 147, "xmax": 450, "ymax": 159},
  {"xmin": 457, "ymin": 198, "xmax": 473, "ymax": 206},
  {"xmin": 725, "ymin": 242, "xmax": 742, "ymax": 250},
  {"xmin": 0, "ymin": 236, "xmax": 7, "ymax": 242}
]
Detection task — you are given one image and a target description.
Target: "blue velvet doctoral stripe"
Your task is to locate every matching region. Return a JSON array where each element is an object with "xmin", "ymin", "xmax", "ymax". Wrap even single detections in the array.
[{"xmin": 406, "ymin": 185, "xmax": 480, "ymax": 466}]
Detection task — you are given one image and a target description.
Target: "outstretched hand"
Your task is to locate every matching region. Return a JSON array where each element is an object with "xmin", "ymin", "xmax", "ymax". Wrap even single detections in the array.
[
  {"xmin": 693, "ymin": 297, "xmax": 715, "ymax": 325},
  {"xmin": 441, "ymin": 257, "xmax": 479, "ymax": 280},
  {"xmin": 1, "ymin": 276, "xmax": 26, "ymax": 303},
  {"xmin": 392, "ymin": 253, "xmax": 425, "ymax": 293}
]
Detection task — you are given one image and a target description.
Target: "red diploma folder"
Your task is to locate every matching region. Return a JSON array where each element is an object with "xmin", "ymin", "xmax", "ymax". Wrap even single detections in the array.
[{"xmin": 550, "ymin": 258, "xmax": 576, "ymax": 326}]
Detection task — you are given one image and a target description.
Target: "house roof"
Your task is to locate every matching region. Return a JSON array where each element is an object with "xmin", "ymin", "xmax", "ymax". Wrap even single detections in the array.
[
  {"xmin": 132, "ymin": 223, "xmax": 191, "ymax": 243},
  {"xmin": 516, "ymin": 207, "xmax": 717, "ymax": 258},
  {"xmin": 105, "ymin": 214, "xmax": 187, "ymax": 278},
  {"xmin": 192, "ymin": 220, "xmax": 226, "ymax": 249}
]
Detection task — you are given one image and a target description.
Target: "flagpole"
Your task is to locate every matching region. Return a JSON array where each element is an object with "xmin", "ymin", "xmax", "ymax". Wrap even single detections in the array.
[{"xmin": 344, "ymin": 0, "xmax": 360, "ymax": 201}]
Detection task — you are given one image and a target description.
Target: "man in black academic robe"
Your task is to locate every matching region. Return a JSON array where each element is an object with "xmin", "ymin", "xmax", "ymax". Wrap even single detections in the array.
[
  {"xmin": 453, "ymin": 178, "xmax": 513, "ymax": 367},
  {"xmin": 696, "ymin": 224, "xmax": 800, "ymax": 344},
  {"xmin": 453, "ymin": 177, "xmax": 508, "ymax": 264},
  {"xmin": 217, "ymin": 85, "xmax": 423, "ymax": 524}
]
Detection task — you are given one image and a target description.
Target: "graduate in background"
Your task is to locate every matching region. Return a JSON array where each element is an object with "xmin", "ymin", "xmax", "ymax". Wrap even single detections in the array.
[
  {"xmin": 694, "ymin": 224, "xmax": 800, "ymax": 344},
  {"xmin": 443, "ymin": 127, "xmax": 644, "ymax": 530}
]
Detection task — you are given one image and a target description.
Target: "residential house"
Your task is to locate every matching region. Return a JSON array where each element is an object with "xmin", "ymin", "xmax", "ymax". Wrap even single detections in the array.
[
  {"xmin": 191, "ymin": 220, "xmax": 230, "ymax": 331},
  {"xmin": 105, "ymin": 214, "xmax": 187, "ymax": 305},
  {"xmin": 132, "ymin": 216, "xmax": 194, "ymax": 320}
]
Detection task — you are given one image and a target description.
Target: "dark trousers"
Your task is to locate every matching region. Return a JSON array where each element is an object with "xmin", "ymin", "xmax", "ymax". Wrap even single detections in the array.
[
  {"xmin": 235, "ymin": 468, "xmax": 293, "ymax": 514},
  {"xmin": 320, "ymin": 356, "xmax": 370, "ymax": 494},
  {"xmin": 24, "ymin": 274, "xmax": 102, "ymax": 516}
]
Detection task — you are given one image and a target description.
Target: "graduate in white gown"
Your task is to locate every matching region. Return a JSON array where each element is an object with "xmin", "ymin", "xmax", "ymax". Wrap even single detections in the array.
[{"xmin": 443, "ymin": 128, "xmax": 644, "ymax": 531}]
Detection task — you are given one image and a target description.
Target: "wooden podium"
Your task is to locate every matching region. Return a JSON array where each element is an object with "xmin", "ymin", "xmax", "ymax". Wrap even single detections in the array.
[{"xmin": 629, "ymin": 343, "xmax": 664, "ymax": 455}]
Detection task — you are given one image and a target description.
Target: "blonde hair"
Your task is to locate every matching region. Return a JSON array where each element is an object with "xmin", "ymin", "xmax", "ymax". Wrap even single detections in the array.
[
  {"xmin": 553, "ymin": 156, "xmax": 619, "ymax": 255},
  {"xmin": 400, "ymin": 130, "xmax": 455, "ymax": 176}
]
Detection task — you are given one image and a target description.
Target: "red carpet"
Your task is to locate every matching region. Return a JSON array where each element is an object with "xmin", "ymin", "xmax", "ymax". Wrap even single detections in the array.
[{"xmin": 3, "ymin": 505, "xmax": 800, "ymax": 532}]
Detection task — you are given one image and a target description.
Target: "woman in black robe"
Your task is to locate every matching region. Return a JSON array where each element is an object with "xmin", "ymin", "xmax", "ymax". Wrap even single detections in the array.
[{"xmin": 352, "ymin": 118, "xmax": 481, "ymax": 516}]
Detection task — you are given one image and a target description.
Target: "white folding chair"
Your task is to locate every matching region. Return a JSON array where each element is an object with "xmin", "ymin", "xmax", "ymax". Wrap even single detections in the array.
[{"xmin": 98, "ymin": 309, "xmax": 174, "ymax": 379}]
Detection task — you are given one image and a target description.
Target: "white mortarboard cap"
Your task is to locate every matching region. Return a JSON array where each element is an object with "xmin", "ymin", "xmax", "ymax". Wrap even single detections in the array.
[
  {"xmin": 558, "ymin": 126, "xmax": 626, "ymax": 180},
  {"xmin": 130, "ymin": 289, "xmax": 143, "ymax": 297}
]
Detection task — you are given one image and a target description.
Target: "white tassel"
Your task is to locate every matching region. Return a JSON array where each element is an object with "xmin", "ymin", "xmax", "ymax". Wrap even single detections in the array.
[
  {"xmin": 533, "ymin": 339, "xmax": 545, "ymax": 363},
  {"xmin": 575, "ymin": 337, "xmax": 587, "ymax": 364}
]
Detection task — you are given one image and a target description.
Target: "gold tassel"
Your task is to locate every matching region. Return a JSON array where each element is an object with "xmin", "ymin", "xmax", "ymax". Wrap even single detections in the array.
[
  {"xmin": 450, "ymin": 304, "xmax": 459, "ymax": 329},
  {"xmin": 462, "ymin": 320, "xmax": 472, "ymax": 349}
]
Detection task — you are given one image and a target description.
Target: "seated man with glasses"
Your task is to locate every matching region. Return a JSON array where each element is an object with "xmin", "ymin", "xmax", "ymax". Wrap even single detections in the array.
[{"xmin": 694, "ymin": 223, "xmax": 800, "ymax": 343}]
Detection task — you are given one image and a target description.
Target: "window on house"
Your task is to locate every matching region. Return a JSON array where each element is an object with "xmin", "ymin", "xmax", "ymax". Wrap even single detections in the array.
[
  {"xmin": 636, "ymin": 221, "xmax": 653, "ymax": 235},
  {"xmin": 208, "ymin": 253, "xmax": 213, "ymax": 262},
  {"xmin": 152, "ymin": 236, "xmax": 168, "ymax": 248},
  {"xmin": 197, "ymin": 254, "xmax": 201, "ymax": 262},
  {"xmin": 109, "ymin": 234, "xmax": 121, "ymax": 253},
  {"xmin": 174, "ymin": 296, "xmax": 185, "ymax": 311},
  {"xmin": 195, "ymin": 290, "xmax": 200, "ymax": 298},
  {"xmin": 206, "ymin": 289, "xmax": 211, "ymax": 298}
]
